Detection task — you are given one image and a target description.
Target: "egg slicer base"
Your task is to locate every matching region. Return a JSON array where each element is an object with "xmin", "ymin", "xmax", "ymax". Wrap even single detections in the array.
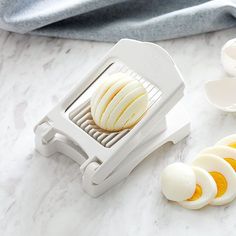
[{"xmin": 34, "ymin": 39, "xmax": 190, "ymax": 197}]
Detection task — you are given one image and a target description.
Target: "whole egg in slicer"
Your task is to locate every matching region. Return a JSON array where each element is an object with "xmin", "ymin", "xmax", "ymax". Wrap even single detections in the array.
[{"xmin": 90, "ymin": 72, "xmax": 148, "ymax": 131}]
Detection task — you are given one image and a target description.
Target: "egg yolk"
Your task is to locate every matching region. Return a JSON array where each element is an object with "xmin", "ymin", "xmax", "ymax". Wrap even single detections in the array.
[
  {"xmin": 228, "ymin": 142, "xmax": 236, "ymax": 149},
  {"xmin": 187, "ymin": 184, "xmax": 202, "ymax": 201},
  {"xmin": 224, "ymin": 158, "xmax": 236, "ymax": 171},
  {"xmin": 209, "ymin": 171, "xmax": 228, "ymax": 198}
]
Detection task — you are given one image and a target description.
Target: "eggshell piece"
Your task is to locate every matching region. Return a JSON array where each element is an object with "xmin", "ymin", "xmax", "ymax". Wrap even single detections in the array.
[{"xmin": 221, "ymin": 38, "xmax": 236, "ymax": 77}]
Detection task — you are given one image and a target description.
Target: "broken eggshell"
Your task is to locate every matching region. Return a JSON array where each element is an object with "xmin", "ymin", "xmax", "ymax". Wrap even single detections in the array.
[
  {"xmin": 205, "ymin": 78, "xmax": 236, "ymax": 112},
  {"xmin": 221, "ymin": 38, "xmax": 236, "ymax": 77}
]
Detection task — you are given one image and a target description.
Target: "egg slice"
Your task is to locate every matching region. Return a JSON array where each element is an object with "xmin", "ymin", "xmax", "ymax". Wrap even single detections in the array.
[
  {"xmin": 216, "ymin": 134, "xmax": 236, "ymax": 149},
  {"xmin": 192, "ymin": 154, "xmax": 236, "ymax": 205},
  {"xmin": 90, "ymin": 72, "xmax": 148, "ymax": 131},
  {"xmin": 200, "ymin": 145, "xmax": 236, "ymax": 171},
  {"xmin": 179, "ymin": 167, "xmax": 217, "ymax": 210},
  {"xmin": 161, "ymin": 163, "xmax": 196, "ymax": 202}
]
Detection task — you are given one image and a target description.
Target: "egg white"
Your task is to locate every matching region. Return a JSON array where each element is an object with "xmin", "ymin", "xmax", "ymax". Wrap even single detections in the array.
[
  {"xmin": 161, "ymin": 163, "xmax": 196, "ymax": 202},
  {"xmin": 200, "ymin": 145, "xmax": 236, "ymax": 170},
  {"xmin": 90, "ymin": 74, "xmax": 121, "ymax": 117},
  {"xmin": 179, "ymin": 167, "xmax": 217, "ymax": 210},
  {"xmin": 216, "ymin": 134, "xmax": 236, "ymax": 148},
  {"xmin": 90, "ymin": 72, "xmax": 148, "ymax": 131},
  {"xmin": 192, "ymin": 154, "xmax": 236, "ymax": 205}
]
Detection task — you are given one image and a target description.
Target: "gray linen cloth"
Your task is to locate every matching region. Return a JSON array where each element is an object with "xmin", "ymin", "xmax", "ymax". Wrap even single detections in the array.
[{"xmin": 0, "ymin": 0, "xmax": 236, "ymax": 42}]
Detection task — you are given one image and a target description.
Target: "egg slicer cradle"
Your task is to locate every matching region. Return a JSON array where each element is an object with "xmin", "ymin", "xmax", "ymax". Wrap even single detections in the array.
[{"xmin": 34, "ymin": 39, "xmax": 190, "ymax": 197}]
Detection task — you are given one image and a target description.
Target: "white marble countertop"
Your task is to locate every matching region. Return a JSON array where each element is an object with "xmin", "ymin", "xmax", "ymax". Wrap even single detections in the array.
[{"xmin": 1, "ymin": 28, "xmax": 236, "ymax": 236}]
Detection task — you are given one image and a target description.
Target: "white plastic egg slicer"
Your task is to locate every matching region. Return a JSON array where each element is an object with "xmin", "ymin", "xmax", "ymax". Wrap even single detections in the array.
[{"xmin": 34, "ymin": 39, "xmax": 190, "ymax": 197}]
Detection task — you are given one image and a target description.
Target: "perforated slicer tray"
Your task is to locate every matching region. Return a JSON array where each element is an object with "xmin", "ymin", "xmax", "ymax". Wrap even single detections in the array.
[{"xmin": 34, "ymin": 39, "xmax": 190, "ymax": 197}]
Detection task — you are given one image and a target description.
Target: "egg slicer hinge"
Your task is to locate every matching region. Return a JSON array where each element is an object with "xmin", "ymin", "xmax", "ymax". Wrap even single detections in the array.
[{"xmin": 34, "ymin": 39, "xmax": 190, "ymax": 197}]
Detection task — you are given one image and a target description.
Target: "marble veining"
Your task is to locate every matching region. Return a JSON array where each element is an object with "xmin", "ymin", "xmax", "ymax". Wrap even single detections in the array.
[{"xmin": 1, "ymin": 29, "xmax": 236, "ymax": 236}]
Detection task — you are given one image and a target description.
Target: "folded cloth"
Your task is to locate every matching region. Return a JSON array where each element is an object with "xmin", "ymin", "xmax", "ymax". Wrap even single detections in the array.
[{"xmin": 0, "ymin": 0, "xmax": 236, "ymax": 42}]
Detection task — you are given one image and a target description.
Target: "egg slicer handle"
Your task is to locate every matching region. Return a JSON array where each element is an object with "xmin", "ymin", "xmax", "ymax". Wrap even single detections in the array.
[{"xmin": 35, "ymin": 122, "xmax": 88, "ymax": 166}]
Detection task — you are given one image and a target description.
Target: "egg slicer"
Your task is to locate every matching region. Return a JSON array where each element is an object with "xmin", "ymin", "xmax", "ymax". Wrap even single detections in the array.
[{"xmin": 34, "ymin": 39, "xmax": 190, "ymax": 197}]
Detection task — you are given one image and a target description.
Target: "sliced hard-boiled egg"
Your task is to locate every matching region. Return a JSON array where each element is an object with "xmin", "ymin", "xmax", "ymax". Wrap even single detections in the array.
[
  {"xmin": 200, "ymin": 145, "xmax": 236, "ymax": 171},
  {"xmin": 161, "ymin": 163, "xmax": 196, "ymax": 202},
  {"xmin": 216, "ymin": 134, "xmax": 236, "ymax": 149},
  {"xmin": 90, "ymin": 72, "xmax": 148, "ymax": 131},
  {"xmin": 179, "ymin": 167, "xmax": 217, "ymax": 210},
  {"xmin": 192, "ymin": 154, "xmax": 236, "ymax": 205}
]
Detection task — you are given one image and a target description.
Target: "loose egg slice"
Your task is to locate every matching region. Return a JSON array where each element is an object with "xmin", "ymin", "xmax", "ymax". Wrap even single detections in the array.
[
  {"xmin": 216, "ymin": 134, "xmax": 236, "ymax": 149},
  {"xmin": 90, "ymin": 72, "xmax": 148, "ymax": 131},
  {"xmin": 192, "ymin": 154, "xmax": 236, "ymax": 205},
  {"xmin": 161, "ymin": 163, "xmax": 196, "ymax": 202},
  {"xmin": 179, "ymin": 167, "xmax": 217, "ymax": 210},
  {"xmin": 200, "ymin": 145, "xmax": 236, "ymax": 171}
]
